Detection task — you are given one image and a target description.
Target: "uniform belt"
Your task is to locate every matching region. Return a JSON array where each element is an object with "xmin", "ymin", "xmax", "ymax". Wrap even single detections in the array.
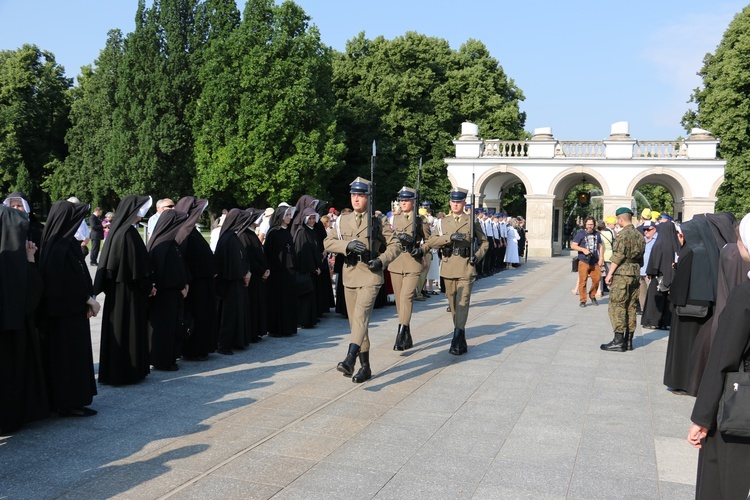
[
  {"xmin": 623, "ymin": 258, "xmax": 641, "ymax": 264},
  {"xmin": 400, "ymin": 244, "xmax": 415, "ymax": 253},
  {"xmin": 346, "ymin": 251, "xmax": 373, "ymax": 264},
  {"xmin": 441, "ymin": 246, "xmax": 471, "ymax": 258}
]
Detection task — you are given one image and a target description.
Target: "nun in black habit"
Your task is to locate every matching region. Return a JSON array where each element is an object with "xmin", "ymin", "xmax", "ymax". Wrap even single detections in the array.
[
  {"xmin": 663, "ymin": 223, "xmax": 713, "ymax": 395},
  {"xmin": 147, "ymin": 210, "xmax": 190, "ymax": 371},
  {"xmin": 687, "ymin": 213, "xmax": 750, "ymax": 499},
  {"xmin": 0, "ymin": 205, "xmax": 49, "ymax": 432},
  {"xmin": 264, "ymin": 206, "xmax": 298, "ymax": 337},
  {"xmin": 3, "ymin": 191, "xmax": 43, "ymax": 260},
  {"xmin": 94, "ymin": 195, "xmax": 155, "ymax": 385},
  {"xmin": 238, "ymin": 208, "xmax": 269, "ymax": 344},
  {"xmin": 214, "ymin": 209, "xmax": 252, "ymax": 354},
  {"xmin": 38, "ymin": 201, "xmax": 100, "ymax": 416},
  {"xmin": 642, "ymin": 220, "xmax": 680, "ymax": 330},
  {"xmin": 175, "ymin": 197, "xmax": 217, "ymax": 360},
  {"xmin": 294, "ymin": 207, "xmax": 320, "ymax": 329},
  {"xmin": 314, "ymin": 200, "xmax": 336, "ymax": 315}
]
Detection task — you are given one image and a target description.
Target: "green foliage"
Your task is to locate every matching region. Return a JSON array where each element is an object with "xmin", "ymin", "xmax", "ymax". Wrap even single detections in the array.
[
  {"xmin": 193, "ymin": 0, "xmax": 344, "ymax": 212},
  {"xmin": 633, "ymin": 184, "xmax": 674, "ymax": 217},
  {"xmin": 682, "ymin": 5, "xmax": 750, "ymax": 216},
  {"xmin": 331, "ymin": 32, "xmax": 525, "ymax": 212},
  {"xmin": 0, "ymin": 44, "xmax": 71, "ymax": 207}
]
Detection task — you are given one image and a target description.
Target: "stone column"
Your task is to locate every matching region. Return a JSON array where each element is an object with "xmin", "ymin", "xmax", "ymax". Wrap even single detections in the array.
[
  {"xmin": 553, "ymin": 198, "xmax": 565, "ymax": 255},
  {"xmin": 524, "ymin": 194, "xmax": 555, "ymax": 257},
  {"xmin": 682, "ymin": 197, "xmax": 718, "ymax": 221},
  {"xmin": 601, "ymin": 195, "xmax": 634, "ymax": 220}
]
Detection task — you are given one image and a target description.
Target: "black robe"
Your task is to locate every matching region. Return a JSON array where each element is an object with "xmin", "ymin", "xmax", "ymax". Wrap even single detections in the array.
[
  {"xmin": 294, "ymin": 223, "xmax": 319, "ymax": 328},
  {"xmin": 0, "ymin": 206, "xmax": 49, "ymax": 432},
  {"xmin": 238, "ymin": 220, "xmax": 268, "ymax": 343},
  {"xmin": 95, "ymin": 195, "xmax": 153, "ymax": 385},
  {"xmin": 215, "ymin": 209, "xmax": 250, "ymax": 350},
  {"xmin": 334, "ymin": 252, "xmax": 347, "ymax": 317},
  {"xmin": 313, "ymin": 222, "xmax": 335, "ymax": 315},
  {"xmin": 663, "ymin": 246, "xmax": 712, "ymax": 394},
  {"xmin": 38, "ymin": 201, "xmax": 97, "ymax": 412},
  {"xmin": 642, "ymin": 222, "xmax": 679, "ymax": 329},
  {"xmin": 175, "ymin": 196, "xmax": 217, "ymax": 358},
  {"xmin": 264, "ymin": 208, "xmax": 298, "ymax": 337},
  {"xmin": 147, "ymin": 210, "xmax": 190, "ymax": 369},
  {"xmin": 691, "ymin": 282, "xmax": 750, "ymax": 499}
]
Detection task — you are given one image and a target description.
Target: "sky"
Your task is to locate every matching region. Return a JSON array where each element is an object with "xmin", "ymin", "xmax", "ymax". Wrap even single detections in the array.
[{"xmin": 0, "ymin": 0, "xmax": 745, "ymax": 141}]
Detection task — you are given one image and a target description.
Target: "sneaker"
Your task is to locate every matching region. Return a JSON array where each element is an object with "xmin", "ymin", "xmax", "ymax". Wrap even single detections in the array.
[
  {"xmin": 591, "ymin": 298, "xmax": 598, "ymax": 306},
  {"xmin": 579, "ymin": 302, "xmax": 586, "ymax": 308}
]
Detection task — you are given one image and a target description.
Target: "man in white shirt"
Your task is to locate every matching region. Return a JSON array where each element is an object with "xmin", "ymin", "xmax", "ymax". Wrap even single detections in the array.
[{"xmin": 146, "ymin": 198, "xmax": 175, "ymax": 241}]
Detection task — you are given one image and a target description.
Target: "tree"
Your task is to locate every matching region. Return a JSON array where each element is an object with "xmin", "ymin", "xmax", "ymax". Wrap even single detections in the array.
[
  {"xmin": 331, "ymin": 33, "xmax": 525, "ymax": 212},
  {"xmin": 0, "ymin": 44, "xmax": 72, "ymax": 208},
  {"xmin": 44, "ymin": 30, "xmax": 125, "ymax": 209},
  {"xmin": 682, "ymin": 5, "xmax": 750, "ymax": 216},
  {"xmin": 193, "ymin": 0, "xmax": 344, "ymax": 208},
  {"xmin": 108, "ymin": 0, "xmax": 199, "ymax": 200}
]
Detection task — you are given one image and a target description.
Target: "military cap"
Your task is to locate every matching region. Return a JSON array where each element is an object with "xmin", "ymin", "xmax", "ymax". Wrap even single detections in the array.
[
  {"xmin": 350, "ymin": 177, "xmax": 371, "ymax": 194},
  {"xmin": 616, "ymin": 207, "xmax": 634, "ymax": 216},
  {"xmin": 449, "ymin": 187, "xmax": 469, "ymax": 201},
  {"xmin": 397, "ymin": 186, "xmax": 416, "ymax": 200},
  {"xmin": 659, "ymin": 213, "xmax": 673, "ymax": 222}
]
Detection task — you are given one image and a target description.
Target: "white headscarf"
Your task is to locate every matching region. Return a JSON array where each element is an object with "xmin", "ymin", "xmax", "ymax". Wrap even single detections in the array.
[
  {"xmin": 137, "ymin": 196, "xmax": 153, "ymax": 217},
  {"xmin": 740, "ymin": 213, "xmax": 750, "ymax": 279}
]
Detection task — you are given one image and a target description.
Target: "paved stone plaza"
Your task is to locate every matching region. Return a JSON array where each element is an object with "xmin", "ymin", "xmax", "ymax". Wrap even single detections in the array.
[{"xmin": 0, "ymin": 257, "xmax": 698, "ymax": 499}]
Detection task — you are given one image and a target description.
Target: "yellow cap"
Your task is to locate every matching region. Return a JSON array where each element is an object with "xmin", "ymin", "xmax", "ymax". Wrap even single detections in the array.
[
  {"xmin": 651, "ymin": 211, "xmax": 660, "ymax": 221},
  {"xmin": 605, "ymin": 215, "xmax": 616, "ymax": 224},
  {"xmin": 641, "ymin": 208, "xmax": 651, "ymax": 220}
]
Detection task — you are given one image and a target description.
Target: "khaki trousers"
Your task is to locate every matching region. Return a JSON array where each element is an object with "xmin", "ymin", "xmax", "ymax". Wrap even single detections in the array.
[
  {"xmin": 389, "ymin": 271, "xmax": 420, "ymax": 325},
  {"xmin": 344, "ymin": 284, "xmax": 380, "ymax": 352},
  {"xmin": 444, "ymin": 276, "xmax": 475, "ymax": 330}
]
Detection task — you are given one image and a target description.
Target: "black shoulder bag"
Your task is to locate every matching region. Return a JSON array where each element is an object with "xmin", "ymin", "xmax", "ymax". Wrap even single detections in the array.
[{"xmin": 717, "ymin": 356, "xmax": 750, "ymax": 437}]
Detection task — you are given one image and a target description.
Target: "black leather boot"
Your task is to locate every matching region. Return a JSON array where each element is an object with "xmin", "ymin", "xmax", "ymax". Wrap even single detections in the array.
[
  {"xmin": 337, "ymin": 343, "xmax": 360, "ymax": 376},
  {"xmin": 625, "ymin": 330, "xmax": 634, "ymax": 351},
  {"xmin": 449, "ymin": 328, "xmax": 463, "ymax": 355},
  {"xmin": 352, "ymin": 351, "xmax": 371, "ymax": 383},
  {"xmin": 403, "ymin": 325, "xmax": 413, "ymax": 350},
  {"xmin": 458, "ymin": 329, "xmax": 467, "ymax": 354},
  {"xmin": 393, "ymin": 325, "xmax": 406, "ymax": 351},
  {"xmin": 600, "ymin": 333, "xmax": 626, "ymax": 352}
]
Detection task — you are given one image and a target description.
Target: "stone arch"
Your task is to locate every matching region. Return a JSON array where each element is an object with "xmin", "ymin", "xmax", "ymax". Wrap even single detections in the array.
[
  {"xmin": 549, "ymin": 167, "xmax": 610, "ymax": 199},
  {"xmin": 475, "ymin": 165, "xmax": 534, "ymax": 197},
  {"xmin": 627, "ymin": 167, "xmax": 691, "ymax": 200},
  {"xmin": 709, "ymin": 175, "xmax": 725, "ymax": 199}
]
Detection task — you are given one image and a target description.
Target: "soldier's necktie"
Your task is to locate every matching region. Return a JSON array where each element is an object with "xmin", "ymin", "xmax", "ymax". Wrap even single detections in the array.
[
  {"xmin": 455, "ymin": 216, "xmax": 460, "ymax": 223},
  {"xmin": 405, "ymin": 214, "xmax": 409, "ymax": 222},
  {"xmin": 356, "ymin": 213, "xmax": 363, "ymax": 228}
]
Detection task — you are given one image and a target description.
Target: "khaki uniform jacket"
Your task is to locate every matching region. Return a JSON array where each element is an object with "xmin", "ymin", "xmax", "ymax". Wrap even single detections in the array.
[
  {"xmin": 424, "ymin": 214, "xmax": 489, "ymax": 279},
  {"xmin": 388, "ymin": 212, "xmax": 431, "ymax": 274},
  {"xmin": 324, "ymin": 212, "xmax": 400, "ymax": 287}
]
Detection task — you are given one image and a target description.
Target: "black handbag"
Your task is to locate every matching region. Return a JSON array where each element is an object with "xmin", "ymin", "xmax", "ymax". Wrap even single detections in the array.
[
  {"xmin": 675, "ymin": 304, "xmax": 708, "ymax": 318},
  {"xmin": 571, "ymin": 256, "xmax": 579, "ymax": 273},
  {"xmin": 717, "ymin": 360, "xmax": 750, "ymax": 437}
]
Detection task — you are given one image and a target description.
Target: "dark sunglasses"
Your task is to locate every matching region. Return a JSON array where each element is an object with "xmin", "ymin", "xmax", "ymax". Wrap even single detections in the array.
[{"xmin": 162, "ymin": 204, "xmax": 175, "ymax": 209}]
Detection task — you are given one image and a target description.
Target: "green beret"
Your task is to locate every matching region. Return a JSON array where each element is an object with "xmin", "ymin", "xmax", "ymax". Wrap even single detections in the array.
[{"xmin": 615, "ymin": 207, "xmax": 634, "ymax": 216}]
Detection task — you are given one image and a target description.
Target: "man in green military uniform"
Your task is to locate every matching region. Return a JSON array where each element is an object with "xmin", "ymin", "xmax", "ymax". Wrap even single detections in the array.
[
  {"xmin": 324, "ymin": 177, "xmax": 400, "ymax": 382},
  {"xmin": 423, "ymin": 187, "xmax": 488, "ymax": 355},
  {"xmin": 389, "ymin": 186, "xmax": 431, "ymax": 351},
  {"xmin": 601, "ymin": 207, "xmax": 646, "ymax": 352}
]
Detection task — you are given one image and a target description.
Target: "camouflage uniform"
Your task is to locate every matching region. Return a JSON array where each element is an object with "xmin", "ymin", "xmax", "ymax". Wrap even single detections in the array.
[{"xmin": 607, "ymin": 224, "xmax": 645, "ymax": 345}]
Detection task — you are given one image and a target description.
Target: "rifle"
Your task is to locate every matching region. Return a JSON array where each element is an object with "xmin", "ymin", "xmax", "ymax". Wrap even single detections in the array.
[
  {"xmin": 369, "ymin": 140, "xmax": 376, "ymax": 257},
  {"xmin": 413, "ymin": 157, "xmax": 421, "ymax": 240},
  {"xmin": 470, "ymin": 170, "xmax": 475, "ymax": 262}
]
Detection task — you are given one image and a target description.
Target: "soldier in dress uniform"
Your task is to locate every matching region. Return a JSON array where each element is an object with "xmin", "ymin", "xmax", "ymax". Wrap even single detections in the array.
[
  {"xmin": 423, "ymin": 187, "xmax": 488, "ymax": 355},
  {"xmin": 601, "ymin": 207, "xmax": 645, "ymax": 352},
  {"xmin": 388, "ymin": 186, "xmax": 431, "ymax": 351},
  {"xmin": 324, "ymin": 177, "xmax": 400, "ymax": 382}
]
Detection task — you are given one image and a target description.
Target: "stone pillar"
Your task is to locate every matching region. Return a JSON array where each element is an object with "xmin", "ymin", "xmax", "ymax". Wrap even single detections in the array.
[
  {"xmin": 524, "ymin": 194, "xmax": 555, "ymax": 257},
  {"xmin": 682, "ymin": 197, "xmax": 718, "ymax": 221},
  {"xmin": 601, "ymin": 195, "xmax": 634, "ymax": 220},
  {"xmin": 552, "ymin": 198, "xmax": 565, "ymax": 255}
]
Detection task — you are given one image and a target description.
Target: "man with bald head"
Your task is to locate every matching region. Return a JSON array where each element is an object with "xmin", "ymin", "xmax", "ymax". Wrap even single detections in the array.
[{"xmin": 146, "ymin": 198, "xmax": 175, "ymax": 241}]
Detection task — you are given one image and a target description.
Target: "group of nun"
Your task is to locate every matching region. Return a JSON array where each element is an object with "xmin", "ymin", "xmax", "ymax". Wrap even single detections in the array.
[{"xmin": 1, "ymin": 194, "xmax": 99, "ymax": 433}]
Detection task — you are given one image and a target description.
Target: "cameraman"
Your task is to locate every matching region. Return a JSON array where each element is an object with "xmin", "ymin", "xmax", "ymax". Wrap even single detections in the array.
[{"xmin": 571, "ymin": 217, "xmax": 603, "ymax": 308}]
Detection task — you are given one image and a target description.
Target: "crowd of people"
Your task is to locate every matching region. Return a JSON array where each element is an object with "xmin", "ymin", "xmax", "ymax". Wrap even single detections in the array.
[
  {"xmin": 5, "ymin": 187, "xmax": 748, "ymax": 497},
  {"xmin": 0, "ymin": 187, "xmax": 527, "ymax": 433},
  {"xmin": 569, "ymin": 206, "xmax": 750, "ymax": 497}
]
